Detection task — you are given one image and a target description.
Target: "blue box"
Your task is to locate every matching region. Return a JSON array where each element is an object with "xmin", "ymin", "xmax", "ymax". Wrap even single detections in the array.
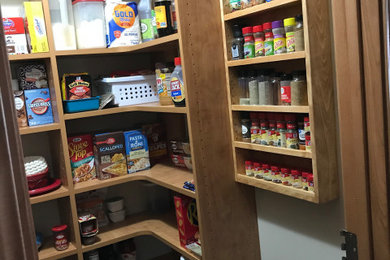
[
  {"xmin": 24, "ymin": 88, "xmax": 54, "ymax": 126},
  {"xmin": 123, "ymin": 130, "xmax": 150, "ymax": 174},
  {"xmin": 63, "ymin": 96, "xmax": 100, "ymax": 113}
]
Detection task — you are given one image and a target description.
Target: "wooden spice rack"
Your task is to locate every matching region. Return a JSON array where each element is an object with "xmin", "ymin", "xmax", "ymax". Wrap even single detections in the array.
[{"xmin": 220, "ymin": 0, "xmax": 338, "ymax": 203}]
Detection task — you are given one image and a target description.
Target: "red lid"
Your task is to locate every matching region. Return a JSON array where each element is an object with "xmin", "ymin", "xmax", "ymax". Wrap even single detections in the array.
[
  {"xmin": 253, "ymin": 25, "xmax": 263, "ymax": 33},
  {"xmin": 253, "ymin": 162, "xmax": 261, "ymax": 168},
  {"xmin": 269, "ymin": 122, "xmax": 276, "ymax": 128},
  {"xmin": 260, "ymin": 121, "xmax": 268, "ymax": 127},
  {"xmin": 291, "ymin": 169, "xmax": 300, "ymax": 176},
  {"xmin": 52, "ymin": 225, "xmax": 67, "ymax": 232},
  {"xmin": 305, "ymin": 134, "xmax": 311, "ymax": 141},
  {"xmin": 287, "ymin": 123, "xmax": 296, "ymax": 129},
  {"xmin": 72, "ymin": 0, "xmax": 104, "ymax": 5},
  {"xmin": 244, "ymin": 36, "xmax": 254, "ymax": 42},
  {"xmin": 262, "ymin": 164, "xmax": 270, "ymax": 169},
  {"xmin": 245, "ymin": 161, "xmax": 253, "ymax": 166},
  {"xmin": 308, "ymin": 175, "xmax": 314, "ymax": 182},
  {"xmin": 301, "ymin": 172, "xmax": 309, "ymax": 178},
  {"xmin": 271, "ymin": 166, "xmax": 279, "ymax": 172},
  {"xmin": 242, "ymin": 26, "xmax": 253, "ymax": 35},
  {"xmin": 265, "ymin": 32, "xmax": 273, "ymax": 38},
  {"xmin": 263, "ymin": 22, "xmax": 272, "ymax": 31},
  {"xmin": 174, "ymin": 57, "xmax": 181, "ymax": 66},
  {"xmin": 281, "ymin": 168, "xmax": 290, "ymax": 174},
  {"xmin": 276, "ymin": 122, "xmax": 286, "ymax": 129},
  {"xmin": 252, "ymin": 122, "xmax": 258, "ymax": 126},
  {"xmin": 304, "ymin": 117, "xmax": 310, "ymax": 122}
]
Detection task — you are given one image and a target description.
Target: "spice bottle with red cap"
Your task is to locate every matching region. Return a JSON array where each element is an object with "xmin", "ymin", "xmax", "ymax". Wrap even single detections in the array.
[
  {"xmin": 170, "ymin": 57, "xmax": 185, "ymax": 107},
  {"xmin": 263, "ymin": 22, "xmax": 274, "ymax": 56},
  {"xmin": 285, "ymin": 114, "xmax": 299, "ymax": 149},
  {"xmin": 242, "ymin": 27, "xmax": 255, "ymax": 58},
  {"xmin": 308, "ymin": 174, "xmax": 314, "ymax": 191},
  {"xmin": 253, "ymin": 162, "xmax": 261, "ymax": 178},
  {"xmin": 301, "ymin": 171, "xmax": 309, "ymax": 190},
  {"xmin": 52, "ymin": 225, "xmax": 69, "ymax": 251},
  {"xmin": 253, "ymin": 25, "xmax": 265, "ymax": 57},
  {"xmin": 281, "ymin": 168, "xmax": 291, "ymax": 186},
  {"xmin": 291, "ymin": 169, "xmax": 302, "ymax": 188},
  {"xmin": 245, "ymin": 161, "xmax": 253, "ymax": 176}
]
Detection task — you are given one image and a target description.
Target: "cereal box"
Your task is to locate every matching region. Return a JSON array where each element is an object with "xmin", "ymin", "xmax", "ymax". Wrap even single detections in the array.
[
  {"xmin": 174, "ymin": 195, "xmax": 200, "ymax": 247},
  {"xmin": 123, "ymin": 130, "xmax": 150, "ymax": 174},
  {"xmin": 3, "ymin": 17, "xmax": 28, "ymax": 55},
  {"xmin": 17, "ymin": 64, "xmax": 48, "ymax": 90},
  {"xmin": 24, "ymin": 88, "xmax": 54, "ymax": 126},
  {"xmin": 68, "ymin": 134, "xmax": 96, "ymax": 183},
  {"xmin": 24, "ymin": 2, "xmax": 49, "ymax": 53},
  {"xmin": 14, "ymin": 90, "xmax": 28, "ymax": 127},
  {"xmin": 105, "ymin": 1, "xmax": 141, "ymax": 48},
  {"xmin": 94, "ymin": 131, "xmax": 127, "ymax": 180}
]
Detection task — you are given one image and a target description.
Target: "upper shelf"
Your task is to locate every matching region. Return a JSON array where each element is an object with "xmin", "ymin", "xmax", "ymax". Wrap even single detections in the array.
[
  {"xmin": 30, "ymin": 186, "xmax": 69, "ymax": 205},
  {"xmin": 227, "ymin": 51, "xmax": 305, "ymax": 67},
  {"xmin": 19, "ymin": 123, "xmax": 61, "ymax": 135},
  {"xmin": 231, "ymin": 105, "xmax": 309, "ymax": 113},
  {"xmin": 224, "ymin": 0, "xmax": 301, "ymax": 21},
  {"xmin": 8, "ymin": 53, "xmax": 51, "ymax": 61}
]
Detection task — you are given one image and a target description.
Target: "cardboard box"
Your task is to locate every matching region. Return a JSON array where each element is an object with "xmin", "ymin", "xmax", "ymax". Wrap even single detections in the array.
[
  {"xmin": 68, "ymin": 134, "xmax": 96, "ymax": 183},
  {"xmin": 142, "ymin": 123, "xmax": 167, "ymax": 165},
  {"xmin": 24, "ymin": 2, "xmax": 49, "ymax": 53},
  {"xmin": 14, "ymin": 90, "xmax": 28, "ymax": 127},
  {"xmin": 174, "ymin": 195, "xmax": 199, "ymax": 247},
  {"xmin": 3, "ymin": 17, "xmax": 28, "ymax": 55},
  {"xmin": 123, "ymin": 130, "xmax": 150, "ymax": 174},
  {"xmin": 17, "ymin": 64, "xmax": 48, "ymax": 90},
  {"xmin": 24, "ymin": 88, "xmax": 54, "ymax": 126}
]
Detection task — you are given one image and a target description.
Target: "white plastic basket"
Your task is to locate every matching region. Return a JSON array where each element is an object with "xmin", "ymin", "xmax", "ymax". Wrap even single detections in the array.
[{"xmin": 97, "ymin": 75, "xmax": 158, "ymax": 106}]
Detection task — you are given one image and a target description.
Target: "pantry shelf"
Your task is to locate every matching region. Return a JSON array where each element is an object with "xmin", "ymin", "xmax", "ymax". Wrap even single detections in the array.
[
  {"xmin": 235, "ymin": 141, "xmax": 312, "ymax": 158},
  {"xmin": 236, "ymin": 174, "xmax": 316, "ymax": 202},
  {"xmin": 74, "ymin": 163, "xmax": 196, "ymax": 199},
  {"xmin": 81, "ymin": 213, "xmax": 200, "ymax": 260},
  {"xmin": 63, "ymin": 102, "xmax": 186, "ymax": 120},
  {"xmin": 224, "ymin": 0, "xmax": 300, "ymax": 21},
  {"xmin": 227, "ymin": 51, "xmax": 305, "ymax": 67},
  {"xmin": 231, "ymin": 105, "xmax": 309, "ymax": 113},
  {"xmin": 19, "ymin": 123, "xmax": 61, "ymax": 135},
  {"xmin": 38, "ymin": 241, "xmax": 77, "ymax": 260},
  {"xmin": 8, "ymin": 52, "xmax": 51, "ymax": 61},
  {"xmin": 55, "ymin": 33, "xmax": 179, "ymax": 57},
  {"xmin": 30, "ymin": 186, "xmax": 70, "ymax": 205}
]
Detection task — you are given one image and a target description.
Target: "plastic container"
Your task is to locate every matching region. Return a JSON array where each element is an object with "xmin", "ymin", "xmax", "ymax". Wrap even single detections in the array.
[
  {"xmin": 284, "ymin": 17, "xmax": 296, "ymax": 53},
  {"xmin": 106, "ymin": 197, "xmax": 124, "ymax": 212},
  {"xmin": 253, "ymin": 25, "xmax": 264, "ymax": 57},
  {"xmin": 72, "ymin": 0, "xmax": 106, "ymax": 49},
  {"xmin": 291, "ymin": 71, "xmax": 308, "ymax": 106},
  {"xmin": 242, "ymin": 27, "xmax": 255, "ymax": 59},
  {"xmin": 272, "ymin": 20, "xmax": 286, "ymax": 54},
  {"xmin": 49, "ymin": 0, "xmax": 76, "ymax": 50},
  {"xmin": 295, "ymin": 15, "xmax": 305, "ymax": 51},
  {"xmin": 108, "ymin": 210, "xmax": 126, "ymax": 223},
  {"xmin": 139, "ymin": 0, "xmax": 155, "ymax": 42},
  {"xmin": 63, "ymin": 96, "xmax": 100, "ymax": 113},
  {"xmin": 170, "ymin": 57, "xmax": 185, "ymax": 107},
  {"xmin": 231, "ymin": 24, "xmax": 244, "ymax": 60}
]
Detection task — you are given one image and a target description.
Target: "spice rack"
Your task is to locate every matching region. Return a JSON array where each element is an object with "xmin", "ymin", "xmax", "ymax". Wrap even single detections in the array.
[{"xmin": 221, "ymin": 0, "xmax": 338, "ymax": 203}]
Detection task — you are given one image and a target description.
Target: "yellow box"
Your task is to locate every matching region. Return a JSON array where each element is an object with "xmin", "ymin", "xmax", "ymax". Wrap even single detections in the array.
[{"xmin": 24, "ymin": 2, "xmax": 49, "ymax": 53}]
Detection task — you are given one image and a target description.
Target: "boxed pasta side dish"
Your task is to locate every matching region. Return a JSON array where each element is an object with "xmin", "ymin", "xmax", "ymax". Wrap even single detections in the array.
[
  {"xmin": 94, "ymin": 131, "xmax": 127, "ymax": 180},
  {"xmin": 68, "ymin": 134, "xmax": 96, "ymax": 183},
  {"xmin": 124, "ymin": 130, "xmax": 150, "ymax": 174}
]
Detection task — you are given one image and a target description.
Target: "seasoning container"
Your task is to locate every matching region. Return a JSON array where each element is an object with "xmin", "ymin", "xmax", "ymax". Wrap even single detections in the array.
[
  {"xmin": 253, "ymin": 25, "xmax": 265, "ymax": 57},
  {"xmin": 298, "ymin": 121, "xmax": 306, "ymax": 150},
  {"xmin": 240, "ymin": 0, "xmax": 254, "ymax": 9},
  {"xmin": 281, "ymin": 168, "xmax": 291, "ymax": 186},
  {"xmin": 304, "ymin": 116, "xmax": 310, "ymax": 132},
  {"xmin": 52, "ymin": 225, "xmax": 69, "ymax": 251},
  {"xmin": 264, "ymin": 32, "xmax": 274, "ymax": 56},
  {"xmin": 268, "ymin": 118, "xmax": 277, "ymax": 146},
  {"xmin": 284, "ymin": 17, "xmax": 296, "ymax": 53},
  {"xmin": 295, "ymin": 15, "xmax": 305, "ymax": 51},
  {"xmin": 276, "ymin": 114, "xmax": 286, "ymax": 147},
  {"xmin": 260, "ymin": 118, "xmax": 269, "ymax": 145},
  {"xmin": 272, "ymin": 20, "xmax": 286, "ymax": 54},
  {"xmin": 260, "ymin": 164, "xmax": 270, "ymax": 180},
  {"xmin": 250, "ymin": 121, "xmax": 260, "ymax": 143},
  {"xmin": 280, "ymin": 74, "xmax": 292, "ymax": 106},
  {"xmin": 241, "ymin": 118, "xmax": 251, "ymax": 142},
  {"xmin": 301, "ymin": 171, "xmax": 309, "ymax": 191},
  {"xmin": 291, "ymin": 71, "xmax": 308, "ymax": 106},
  {"xmin": 154, "ymin": 0, "xmax": 174, "ymax": 37},
  {"xmin": 263, "ymin": 165, "xmax": 273, "ymax": 181},
  {"xmin": 245, "ymin": 161, "xmax": 253, "ymax": 176},
  {"xmin": 286, "ymin": 114, "xmax": 299, "ymax": 149},
  {"xmin": 305, "ymin": 132, "xmax": 311, "ymax": 151},
  {"xmin": 263, "ymin": 22, "xmax": 272, "ymax": 33},
  {"xmin": 231, "ymin": 24, "xmax": 244, "ymax": 60},
  {"xmin": 248, "ymin": 71, "xmax": 259, "ymax": 105},
  {"xmin": 229, "ymin": 0, "xmax": 241, "ymax": 12},
  {"xmin": 258, "ymin": 72, "xmax": 273, "ymax": 105},
  {"xmin": 242, "ymin": 27, "xmax": 255, "ymax": 59},
  {"xmin": 271, "ymin": 166, "xmax": 281, "ymax": 183},
  {"xmin": 308, "ymin": 174, "xmax": 314, "ymax": 191},
  {"xmin": 271, "ymin": 72, "xmax": 282, "ymax": 105},
  {"xmin": 238, "ymin": 71, "xmax": 249, "ymax": 105},
  {"xmin": 253, "ymin": 162, "xmax": 261, "ymax": 178},
  {"xmin": 291, "ymin": 169, "xmax": 302, "ymax": 189}
]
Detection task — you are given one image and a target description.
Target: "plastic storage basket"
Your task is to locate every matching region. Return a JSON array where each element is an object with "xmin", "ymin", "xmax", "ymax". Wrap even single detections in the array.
[{"xmin": 96, "ymin": 75, "xmax": 158, "ymax": 106}]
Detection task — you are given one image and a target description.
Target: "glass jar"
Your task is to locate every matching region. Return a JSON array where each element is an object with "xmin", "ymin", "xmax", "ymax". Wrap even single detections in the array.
[
  {"xmin": 263, "ymin": 165, "xmax": 272, "ymax": 181},
  {"xmin": 271, "ymin": 72, "xmax": 282, "ymax": 105},
  {"xmin": 272, "ymin": 20, "xmax": 286, "ymax": 54},
  {"xmin": 302, "ymin": 171, "xmax": 309, "ymax": 190},
  {"xmin": 308, "ymin": 174, "xmax": 314, "ymax": 191},
  {"xmin": 241, "ymin": 118, "xmax": 251, "ymax": 142},
  {"xmin": 280, "ymin": 74, "xmax": 292, "ymax": 105},
  {"xmin": 263, "ymin": 22, "xmax": 272, "ymax": 33},
  {"xmin": 304, "ymin": 116, "xmax": 310, "ymax": 132},
  {"xmin": 245, "ymin": 161, "xmax": 253, "ymax": 176},
  {"xmin": 291, "ymin": 170, "xmax": 302, "ymax": 188},
  {"xmin": 231, "ymin": 24, "xmax": 244, "ymax": 60},
  {"xmin": 286, "ymin": 115, "xmax": 299, "ymax": 149},
  {"xmin": 295, "ymin": 15, "xmax": 305, "ymax": 51},
  {"xmin": 268, "ymin": 120, "xmax": 277, "ymax": 146},
  {"xmin": 258, "ymin": 73, "xmax": 273, "ymax": 105},
  {"xmin": 276, "ymin": 114, "xmax": 286, "ymax": 148},
  {"xmin": 291, "ymin": 71, "xmax": 308, "ymax": 106},
  {"xmin": 298, "ymin": 121, "xmax": 306, "ymax": 150},
  {"xmin": 253, "ymin": 25, "xmax": 265, "ymax": 57},
  {"xmin": 261, "ymin": 164, "xmax": 270, "ymax": 180},
  {"xmin": 242, "ymin": 27, "xmax": 255, "ymax": 58},
  {"xmin": 248, "ymin": 71, "xmax": 259, "ymax": 105},
  {"xmin": 305, "ymin": 132, "xmax": 311, "ymax": 151},
  {"xmin": 250, "ymin": 121, "xmax": 260, "ymax": 144},
  {"xmin": 52, "ymin": 225, "xmax": 69, "ymax": 251},
  {"xmin": 281, "ymin": 168, "xmax": 291, "ymax": 186},
  {"xmin": 238, "ymin": 71, "xmax": 249, "ymax": 104},
  {"xmin": 260, "ymin": 119, "xmax": 269, "ymax": 145},
  {"xmin": 253, "ymin": 162, "xmax": 261, "ymax": 178},
  {"xmin": 271, "ymin": 166, "xmax": 281, "ymax": 183},
  {"xmin": 264, "ymin": 32, "xmax": 274, "ymax": 56},
  {"xmin": 284, "ymin": 17, "xmax": 296, "ymax": 53}
]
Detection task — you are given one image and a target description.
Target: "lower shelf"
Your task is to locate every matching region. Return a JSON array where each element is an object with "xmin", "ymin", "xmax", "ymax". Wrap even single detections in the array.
[
  {"xmin": 30, "ymin": 186, "xmax": 70, "ymax": 205},
  {"xmin": 81, "ymin": 213, "xmax": 200, "ymax": 260},
  {"xmin": 38, "ymin": 241, "xmax": 77, "ymax": 260},
  {"xmin": 236, "ymin": 174, "xmax": 317, "ymax": 202}
]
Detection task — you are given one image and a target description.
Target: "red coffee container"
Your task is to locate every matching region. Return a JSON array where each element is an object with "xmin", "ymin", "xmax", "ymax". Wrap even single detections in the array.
[{"xmin": 52, "ymin": 225, "xmax": 69, "ymax": 251}]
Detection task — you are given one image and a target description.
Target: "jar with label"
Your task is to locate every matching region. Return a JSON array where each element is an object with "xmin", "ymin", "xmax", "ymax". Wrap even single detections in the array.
[
  {"xmin": 272, "ymin": 20, "xmax": 286, "ymax": 54},
  {"xmin": 241, "ymin": 0, "xmax": 254, "ymax": 9},
  {"xmin": 276, "ymin": 114, "xmax": 286, "ymax": 147},
  {"xmin": 291, "ymin": 169, "xmax": 302, "ymax": 188},
  {"xmin": 284, "ymin": 17, "xmax": 296, "ymax": 53},
  {"xmin": 260, "ymin": 118, "xmax": 268, "ymax": 145},
  {"xmin": 245, "ymin": 161, "xmax": 253, "ymax": 176},
  {"xmin": 253, "ymin": 25, "xmax": 265, "ymax": 57},
  {"xmin": 242, "ymin": 27, "xmax": 255, "ymax": 59},
  {"xmin": 155, "ymin": 63, "xmax": 173, "ymax": 105},
  {"xmin": 301, "ymin": 171, "xmax": 309, "ymax": 190},
  {"xmin": 248, "ymin": 71, "xmax": 259, "ymax": 105},
  {"xmin": 304, "ymin": 116, "xmax": 310, "ymax": 132},
  {"xmin": 250, "ymin": 121, "xmax": 260, "ymax": 143},
  {"xmin": 261, "ymin": 164, "xmax": 270, "ymax": 180},
  {"xmin": 305, "ymin": 132, "xmax": 311, "ymax": 151},
  {"xmin": 281, "ymin": 168, "xmax": 291, "ymax": 186},
  {"xmin": 286, "ymin": 114, "xmax": 299, "ymax": 149},
  {"xmin": 280, "ymin": 74, "xmax": 292, "ymax": 105},
  {"xmin": 231, "ymin": 24, "xmax": 244, "ymax": 60},
  {"xmin": 268, "ymin": 120, "xmax": 277, "ymax": 146},
  {"xmin": 241, "ymin": 118, "xmax": 251, "ymax": 142},
  {"xmin": 264, "ymin": 32, "xmax": 274, "ymax": 56},
  {"xmin": 154, "ymin": 0, "xmax": 174, "ymax": 37},
  {"xmin": 271, "ymin": 72, "xmax": 282, "ymax": 105},
  {"xmin": 258, "ymin": 73, "xmax": 273, "ymax": 105},
  {"xmin": 229, "ymin": 0, "xmax": 241, "ymax": 12},
  {"xmin": 298, "ymin": 121, "xmax": 306, "ymax": 150},
  {"xmin": 52, "ymin": 225, "xmax": 69, "ymax": 251},
  {"xmin": 295, "ymin": 15, "xmax": 305, "ymax": 51},
  {"xmin": 263, "ymin": 165, "xmax": 272, "ymax": 181},
  {"xmin": 271, "ymin": 166, "xmax": 281, "ymax": 183},
  {"xmin": 308, "ymin": 174, "xmax": 314, "ymax": 191},
  {"xmin": 291, "ymin": 71, "xmax": 308, "ymax": 106},
  {"xmin": 253, "ymin": 162, "xmax": 261, "ymax": 178}
]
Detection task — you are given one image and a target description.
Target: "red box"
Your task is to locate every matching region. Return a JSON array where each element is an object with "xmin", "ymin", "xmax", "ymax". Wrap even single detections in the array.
[
  {"xmin": 3, "ymin": 17, "xmax": 25, "ymax": 34},
  {"xmin": 174, "ymin": 195, "xmax": 199, "ymax": 247}
]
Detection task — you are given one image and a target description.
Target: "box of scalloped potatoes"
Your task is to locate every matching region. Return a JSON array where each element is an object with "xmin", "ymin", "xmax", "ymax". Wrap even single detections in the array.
[{"xmin": 94, "ymin": 131, "xmax": 127, "ymax": 180}]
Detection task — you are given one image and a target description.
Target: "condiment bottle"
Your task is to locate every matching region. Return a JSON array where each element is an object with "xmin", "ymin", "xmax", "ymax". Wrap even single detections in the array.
[
  {"xmin": 268, "ymin": 119, "xmax": 277, "ymax": 146},
  {"xmin": 245, "ymin": 161, "xmax": 253, "ymax": 176},
  {"xmin": 271, "ymin": 166, "xmax": 281, "ymax": 183},
  {"xmin": 280, "ymin": 74, "xmax": 292, "ymax": 106},
  {"xmin": 305, "ymin": 132, "xmax": 311, "ymax": 151},
  {"xmin": 154, "ymin": 0, "xmax": 174, "ymax": 37},
  {"xmin": 253, "ymin": 162, "xmax": 261, "ymax": 178},
  {"xmin": 291, "ymin": 169, "xmax": 302, "ymax": 188},
  {"xmin": 241, "ymin": 118, "xmax": 251, "ymax": 142},
  {"xmin": 229, "ymin": 0, "xmax": 241, "ymax": 12},
  {"xmin": 285, "ymin": 114, "xmax": 299, "ymax": 149},
  {"xmin": 248, "ymin": 71, "xmax": 259, "ymax": 105},
  {"xmin": 264, "ymin": 32, "xmax": 274, "ymax": 56},
  {"xmin": 253, "ymin": 25, "xmax": 265, "ymax": 57},
  {"xmin": 284, "ymin": 17, "xmax": 296, "ymax": 53},
  {"xmin": 170, "ymin": 57, "xmax": 185, "ymax": 107},
  {"xmin": 295, "ymin": 15, "xmax": 305, "ymax": 51},
  {"xmin": 308, "ymin": 174, "xmax": 314, "ymax": 191},
  {"xmin": 231, "ymin": 24, "xmax": 244, "ymax": 60},
  {"xmin": 304, "ymin": 116, "xmax": 310, "ymax": 132},
  {"xmin": 263, "ymin": 165, "xmax": 272, "ymax": 181},
  {"xmin": 298, "ymin": 120, "xmax": 306, "ymax": 150},
  {"xmin": 261, "ymin": 164, "xmax": 270, "ymax": 180},
  {"xmin": 291, "ymin": 71, "xmax": 308, "ymax": 106},
  {"xmin": 272, "ymin": 20, "xmax": 286, "ymax": 54},
  {"xmin": 250, "ymin": 121, "xmax": 260, "ymax": 144},
  {"xmin": 281, "ymin": 168, "xmax": 291, "ymax": 186},
  {"xmin": 258, "ymin": 72, "xmax": 273, "ymax": 105},
  {"xmin": 242, "ymin": 27, "xmax": 255, "ymax": 59},
  {"xmin": 139, "ymin": 0, "xmax": 156, "ymax": 42},
  {"xmin": 301, "ymin": 171, "xmax": 309, "ymax": 190},
  {"xmin": 52, "ymin": 225, "xmax": 69, "ymax": 251},
  {"xmin": 276, "ymin": 113, "xmax": 286, "ymax": 147}
]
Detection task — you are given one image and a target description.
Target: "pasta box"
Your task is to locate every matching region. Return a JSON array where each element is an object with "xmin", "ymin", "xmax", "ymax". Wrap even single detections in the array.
[
  {"xmin": 123, "ymin": 130, "xmax": 150, "ymax": 174},
  {"xmin": 174, "ymin": 195, "xmax": 199, "ymax": 247},
  {"xmin": 24, "ymin": 88, "xmax": 54, "ymax": 126}
]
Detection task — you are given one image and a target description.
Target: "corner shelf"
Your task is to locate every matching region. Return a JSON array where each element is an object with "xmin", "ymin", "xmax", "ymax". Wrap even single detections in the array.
[
  {"xmin": 19, "ymin": 123, "xmax": 61, "ymax": 135},
  {"xmin": 231, "ymin": 105, "xmax": 309, "ymax": 113},
  {"xmin": 8, "ymin": 53, "xmax": 51, "ymax": 61},
  {"xmin": 227, "ymin": 51, "xmax": 305, "ymax": 67},
  {"xmin": 235, "ymin": 141, "xmax": 312, "ymax": 158},
  {"xmin": 38, "ymin": 241, "xmax": 77, "ymax": 260},
  {"xmin": 30, "ymin": 186, "xmax": 70, "ymax": 205}
]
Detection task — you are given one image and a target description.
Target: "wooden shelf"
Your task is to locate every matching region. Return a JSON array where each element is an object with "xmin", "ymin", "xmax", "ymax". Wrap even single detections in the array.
[
  {"xmin": 8, "ymin": 53, "xmax": 51, "ymax": 61},
  {"xmin": 19, "ymin": 123, "xmax": 61, "ymax": 135},
  {"xmin": 236, "ymin": 174, "xmax": 316, "ymax": 202},
  {"xmin": 63, "ymin": 102, "xmax": 186, "ymax": 120},
  {"xmin": 231, "ymin": 105, "xmax": 310, "ymax": 113},
  {"xmin": 224, "ymin": 0, "xmax": 300, "ymax": 21},
  {"xmin": 235, "ymin": 141, "xmax": 312, "ymax": 158},
  {"xmin": 81, "ymin": 213, "xmax": 200, "ymax": 260},
  {"xmin": 30, "ymin": 186, "xmax": 70, "ymax": 205},
  {"xmin": 74, "ymin": 163, "xmax": 196, "ymax": 198},
  {"xmin": 227, "ymin": 51, "xmax": 305, "ymax": 67},
  {"xmin": 55, "ymin": 34, "xmax": 179, "ymax": 57},
  {"xmin": 39, "ymin": 241, "xmax": 77, "ymax": 260}
]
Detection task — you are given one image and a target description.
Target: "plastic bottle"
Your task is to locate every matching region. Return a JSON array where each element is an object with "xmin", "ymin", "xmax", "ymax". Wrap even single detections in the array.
[
  {"xmin": 295, "ymin": 15, "xmax": 304, "ymax": 51},
  {"xmin": 231, "ymin": 24, "xmax": 244, "ymax": 60},
  {"xmin": 170, "ymin": 57, "xmax": 185, "ymax": 107},
  {"xmin": 264, "ymin": 32, "xmax": 274, "ymax": 56},
  {"xmin": 242, "ymin": 27, "xmax": 255, "ymax": 59},
  {"xmin": 139, "ymin": 0, "xmax": 155, "ymax": 42},
  {"xmin": 253, "ymin": 25, "xmax": 264, "ymax": 57},
  {"xmin": 171, "ymin": 0, "xmax": 177, "ymax": 32},
  {"xmin": 154, "ymin": 0, "xmax": 174, "ymax": 37},
  {"xmin": 272, "ymin": 20, "xmax": 286, "ymax": 54},
  {"xmin": 284, "ymin": 17, "xmax": 296, "ymax": 53}
]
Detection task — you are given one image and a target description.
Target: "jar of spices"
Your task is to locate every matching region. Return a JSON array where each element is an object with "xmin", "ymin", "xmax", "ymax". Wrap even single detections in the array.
[
  {"xmin": 52, "ymin": 225, "xmax": 69, "ymax": 251},
  {"xmin": 291, "ymin": 71, "xmax": 308, "ymax": 106},
  {"xmin": 241, "ymin": 118, "xmax": 251, "ymax": 142},
  {"xmin": 260, "ymin": 118, "xmax": 269, "ymax": 145},
  {"xmin": 295, "ymin": 15, "xmax": 305, "ymax": 51},
  {"xmin": 286, "ymin": 114, "xmax": 299, "ymax": 149},
  {"xmin": 305, "ymin": 132, "xmax": 311, "ymax": 151},
  {"xmin": 271, "ymin": 72, "xmax": 282, "ymax": 105},
  {"xmin": 253, "ymin": 162, "xmax": 261, "ymax": 178},
  {"xmin": 229, "ymin": 0, "xmax": 241, "ymax": 12},
  {"xmin": 281, "ymin": 168, "xmax": 291, "ymax": 186},
  {"xmin": 245, "ymin": 161, "xmax": 253, "ymax": 176},
  {"xmin": 308, "ymin": 174, "xmax": 314, "ymax": 191},
  {"xmin": 301, "ymin": 171, "xmax": 309, "ymax": 190},
  {"xmin": 268, "ymin": 118, "xmax": 277, "ymax": 146},
  {"xmin": 258, "ymin": 73, "xmax": 273, "ymax": 105},
  {"xmin": 240, "ymin": 0, "xmax": 254, "ymax": 9},
  {"xmin": 264, "ymin": 32, "xmax": 274, "ymax": 56},
  {"xmin": 276, "ymin": 114, "xmax": 287, "ymax": 147},
  {"xmin": 261, "ymin": 164, "xmax": 270, "ymax": 179},
  {"xmin": 248, "ymin": 71, "xmax": 259, "ymax": 105},
  {"xmin": 263, "ymin": 165, "xmax": 272, "ymax": 181},
  {"xmin": 304, "ymin": 116, "xmax": 310, "ymax": 132},
  {"xmin": 242, "ymin": 27, "xmax": 255, "ymax": 59},
  {"xmin": 284, "ymin": 17, "xmax": 296, "ymax": 53},
  {"xmin": 250, "ymin": 121, "xmax": 260, "ymax": 144},
  {"xmin": 280, "ymin": 74, "xmax": 292, "ymax": 105},
  {"xmin": 238, "ymin": 71, "xmax": 250, "ymax": 104},
  {"xmin": 253, "ymin": 25, "xmax": 265, "ymax": 57},
  {"xmin": 291, "ymin": 170, "xmax": 302, "ymax": 189},
  {"xmin": 272, "ymin": 20, "xmax": 286, "ymax": 54},
  {"xmin": 271, "ymin": 166, "xmax": 281, "ymax": 183},
  {"xmin": 231, "ymin": 25, "xmax": 244, "ymax": 60},
  {"xmin": 298, "ymin": 121, "xmax": 306, "ymax": 150}
]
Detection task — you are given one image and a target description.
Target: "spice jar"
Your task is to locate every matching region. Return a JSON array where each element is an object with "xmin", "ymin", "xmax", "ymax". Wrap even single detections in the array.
[
  {"xmin": 248, "ymin": 71, "xmax": 259, "ymax": 105},
  {"xmin": 268, "ymin": 118, "xmax": 277, "ymax": 146},
  {"xmin": 52, "ymin": 225, "xmax": 69, "ymax": 251},
  {"xmin": 263, "ymin": 165, "xmax": 272, "ymax": 181},
  {"xmin": 304, "ymin": 116, "xmax": 310, "ymax": 132},
  {"xmin": 241, "ymin": 118, "xmax": 251, "ymax": 142},
  {"xmin": 253, "ymin": 162, "xmax": 261, "ymax": 178},
  {"xmin": 272, "ymin": 20, "xmax": 286, "ymax": 54},
  {"xmin": 305, "ymin": 132, "xmax": 311, "ymax": 151},
  {"xmin": 259, "ymin": 114, "xmax": 268, "ymax": 145},
  {"xmin": 238, "ymin": 71, "xmax": 250, "ymax": 104},
  {"xmin": 264, "ymin": 32, "xmax": 274, "ymax": 56},
  {"xmin": 280, "ymin": 74, "xmax": 292, "ymax": 105},
  {"xmin": 250, "ymin": 121, "xmax": 260, "ymax": 144},
  {"xmin": 284, "ymin": 17, "xmax": 296, "ymax": 53},
  {"xmin": 291, "ymin": 170, "xmax": 302, "ymax": 188},
  {"xmin": 253, "ymin": 25, "xmax": 265, "ymax": 57},
  {"xmin": 298, "ymin": 121, "xmax": 306, "ymax": 150},
  {"xmin": 271, "ymin": 72, "xmax": 282, "ymax": 105},
  {"xmin": 245, "ymin": 161, "xmax": 253, "ymax": 176},
  {"xmin": 229, "ymin": 0, "xmax": 241, "ymax": 12},
  {"xmin": 281, "ymin": 168, "xmax": 291, "ymax": 186},
  {"xmin": 261, "ymin": 164, "xmax": 270, "ymax": 180},
  {"xmin": 258, "ymin": 72, "xmax": 273, "ymax": 105},
  {"xmin": 301, "ymin": 171, "xmax": 309, "ymax": 191},
  {"xmin": 231, "ymin": 24, "xmax": 244, "ymax": 60},
  {"xmin": 276, "ymin": 114, "xmax": 286, "ymax": 148},
  {"xmin": 308, "ymin": 174, "xmax": 314, "ymax": 191},
  {"xmin": 295, "ymin": 15, "xmax": 305, "ymax": 51},
  {"xmin": 242, "ymin": 27, "xmax": 255, "ymax": 59},
  {"xmin": 286, "ymin": 114, "xmax": 299, "ymax": 149},
  {"xmin": 291, "ymin": 71, "xmax": 308, "ymax": 106},
  {"xmin": 271, "ymin": 166, "xmax": 281, "ymax": 183}
]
